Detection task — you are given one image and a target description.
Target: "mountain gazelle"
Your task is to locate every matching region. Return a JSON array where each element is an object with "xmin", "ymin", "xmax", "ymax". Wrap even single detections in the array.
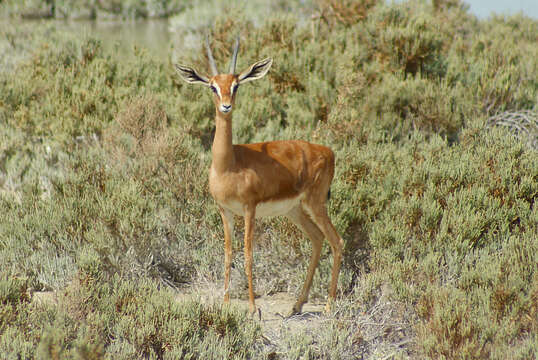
[{"xmin": 175, "ymin": 36, "xmax": 343, "ymax": 315}]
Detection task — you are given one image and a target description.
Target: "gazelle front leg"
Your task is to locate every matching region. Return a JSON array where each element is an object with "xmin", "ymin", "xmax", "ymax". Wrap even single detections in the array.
[
  {"xmin": 219, "ymin": 208, "xmax": 235, "ymax": 303},
  {"xmin": 243, "ymin": 204, "xmax": 257, "ymax": 314}
]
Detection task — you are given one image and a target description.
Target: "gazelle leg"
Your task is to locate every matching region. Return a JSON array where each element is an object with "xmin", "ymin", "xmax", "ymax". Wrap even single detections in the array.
[
  {"xmin": 219, "ymin": 208, "xmax": 235, "ymax": 303},
  {"xmin": 286, "ymin": 206, "xmax": 324, "ymax": 315},
  {"xmin": 243, "ymin": 205, "xmax": 257, "ymax": 314},
  {"xmin": 304, "ymin": 203, "xmax": 343, "ymax": 313}
]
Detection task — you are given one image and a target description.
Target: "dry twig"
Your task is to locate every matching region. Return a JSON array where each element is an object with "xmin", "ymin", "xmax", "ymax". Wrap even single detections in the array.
[{"xmin": 486, "ymin": 110, "xmax": 538, "ymax": 150}]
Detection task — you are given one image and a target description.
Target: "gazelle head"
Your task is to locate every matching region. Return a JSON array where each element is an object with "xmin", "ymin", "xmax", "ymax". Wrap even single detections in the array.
[{"xmin": 175, "ymin": 36, "xmax": 272, "ymax": 116}]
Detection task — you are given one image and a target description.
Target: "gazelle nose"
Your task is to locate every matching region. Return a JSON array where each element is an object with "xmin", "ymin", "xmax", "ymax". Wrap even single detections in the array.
[{"xmin": 220, "ymin": 104, "xmax": 232, "ymax": 113}]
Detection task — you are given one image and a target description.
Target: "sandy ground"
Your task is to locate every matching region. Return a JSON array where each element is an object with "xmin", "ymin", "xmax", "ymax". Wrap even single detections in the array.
[{"xmin": 174, "ymin": 285, "xmax": 327, "ymax": 333}]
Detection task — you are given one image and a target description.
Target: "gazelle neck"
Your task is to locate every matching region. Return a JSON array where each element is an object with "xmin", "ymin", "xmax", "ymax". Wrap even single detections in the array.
[{"xmin": 211, "ymin": 110, "xmax": 235, "ymax": 174}]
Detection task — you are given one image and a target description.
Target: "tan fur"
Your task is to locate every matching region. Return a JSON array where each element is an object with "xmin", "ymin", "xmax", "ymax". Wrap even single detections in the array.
[{"xmin": 176, "ymin": 52, "xmax": 343, "ymax": 316}]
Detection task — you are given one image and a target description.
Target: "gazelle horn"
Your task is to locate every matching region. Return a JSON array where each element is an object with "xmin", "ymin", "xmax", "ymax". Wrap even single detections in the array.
[
  {"xmin": 229, "ymin": 36, "xmax": 240, "ymax": 74},
  {"xmin": 205, "ymin": 34, "xmax": 218, "ymax": 76}
]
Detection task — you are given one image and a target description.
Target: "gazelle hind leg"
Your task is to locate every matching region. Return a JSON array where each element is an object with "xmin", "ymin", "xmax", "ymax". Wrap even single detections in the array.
[
  {"xmin": 286, "ymin": 205, "xmax": 324, "ymax": 315},
  {"xmin": 303, "ymin": 202, "xmax": 343, "ymax": 313}
]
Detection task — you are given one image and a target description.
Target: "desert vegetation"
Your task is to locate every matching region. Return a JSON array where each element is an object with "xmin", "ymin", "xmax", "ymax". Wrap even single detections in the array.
[{"xmin": 0, "ymin": 0, "xmax": 537, "ymax": 358}]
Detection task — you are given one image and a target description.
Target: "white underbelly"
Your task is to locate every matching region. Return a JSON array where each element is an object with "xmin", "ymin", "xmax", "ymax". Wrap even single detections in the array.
[{"xmin": 220, "ymin": 195, "xmax": 302, "ymax": 218}]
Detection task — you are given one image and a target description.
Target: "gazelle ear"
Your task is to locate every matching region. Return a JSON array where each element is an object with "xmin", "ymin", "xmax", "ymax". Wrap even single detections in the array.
[
  {"xmin": 175, "ymin": 64, "xmax": 210, "ymax": 85},
  {"xmin": 237, "ymin": 58, "xmax": 272, "ymax": 84}
]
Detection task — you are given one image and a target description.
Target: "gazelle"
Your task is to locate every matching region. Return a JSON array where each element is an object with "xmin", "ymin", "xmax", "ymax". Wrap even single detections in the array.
[{"xmin": 175, "ymin": 36, "xmax": 343, "ymax": 315}]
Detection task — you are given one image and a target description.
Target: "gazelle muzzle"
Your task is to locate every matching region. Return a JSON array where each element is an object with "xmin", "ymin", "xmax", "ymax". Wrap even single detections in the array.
[{"xmin": 220, "ymin": 103, "xmax": 232, "ymax": 113}]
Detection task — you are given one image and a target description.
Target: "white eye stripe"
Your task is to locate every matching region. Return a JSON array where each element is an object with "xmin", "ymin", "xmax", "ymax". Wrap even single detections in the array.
[
  {"xmin": 211, "ymin": 82, "xmax": 222, "ymax": 98},
  {"xmin": 230, "ymin": 82, "xmax": 238, "ymax": 94}
]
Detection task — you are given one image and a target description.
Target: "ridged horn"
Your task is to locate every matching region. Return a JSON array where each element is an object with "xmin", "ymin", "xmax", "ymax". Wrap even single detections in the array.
[
  {"xmin": 229, "ymin": 36, "xmax": 240, "ymax": 74},
  {"xmin": 205, "ymin": 34, "xmax": 218, "ymax": 76}
]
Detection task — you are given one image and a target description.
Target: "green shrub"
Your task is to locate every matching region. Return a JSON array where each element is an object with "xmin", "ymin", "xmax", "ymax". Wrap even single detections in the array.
[{"xmin": 1, "ymin": 272, "xmax": 261, "ymax": 358}]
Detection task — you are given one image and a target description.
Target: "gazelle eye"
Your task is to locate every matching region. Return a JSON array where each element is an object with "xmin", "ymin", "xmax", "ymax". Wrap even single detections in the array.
[
  {"xmin": 232, "ymin": 84, "xmax": 239, "ymax": 93},
  {"xmin": 210, "ymin": 85, "xmax": 218, "ymax": 94}
]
